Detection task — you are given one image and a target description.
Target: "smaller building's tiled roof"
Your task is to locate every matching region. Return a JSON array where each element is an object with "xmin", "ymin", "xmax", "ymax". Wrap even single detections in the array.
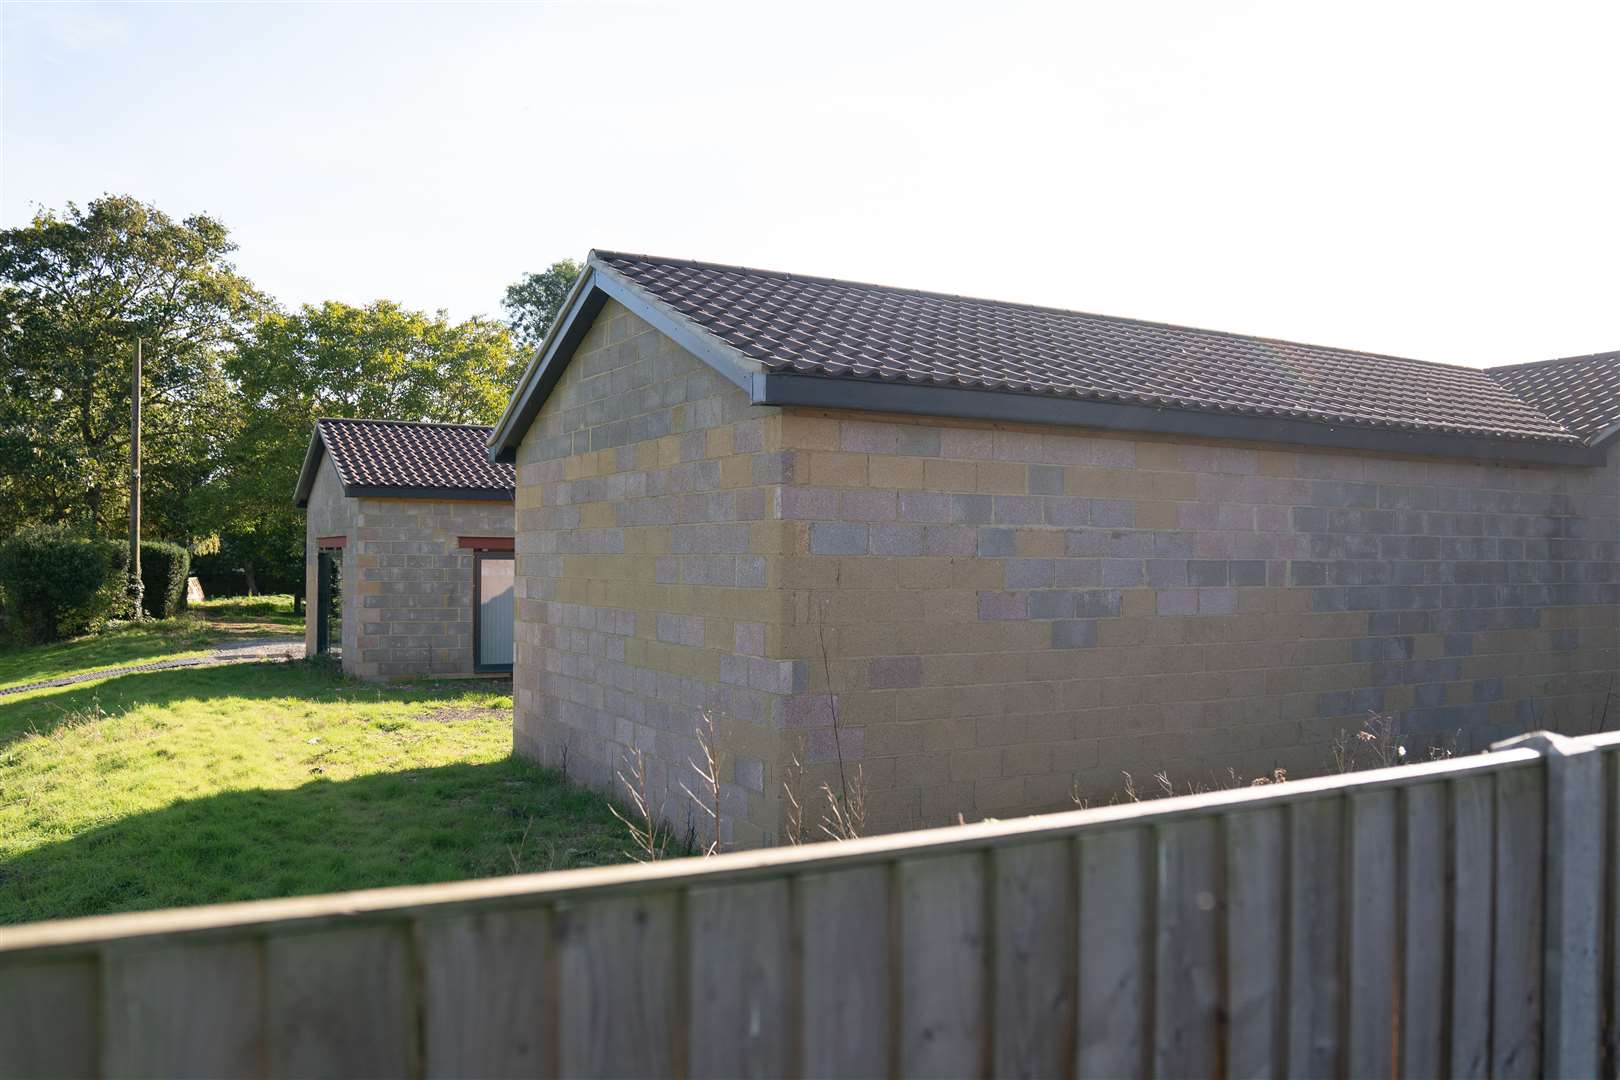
[
  {"xmin": 1487, "ymin": 352, "xmax": 1620, "ymax": 442},
  {"xmin": 595, "ymin": 252, "xmax": 1584, "ymax": 446},
  {"xmin": 294, "ymin": 419, "xmax": 514, "ymax": 506}
]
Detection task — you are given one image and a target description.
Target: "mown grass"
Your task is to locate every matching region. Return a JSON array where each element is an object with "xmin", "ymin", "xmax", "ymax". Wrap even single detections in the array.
[
  {"xmin": 191, "ymin": 592, "xmax": 305, "ymax": 630},
  {"xmin": 0, "ymin": 654, "xmax": 629, "ymax": 925},
  {"xmin": 0, "ymin": 594, "xmax": 301, "ymax": 694}
]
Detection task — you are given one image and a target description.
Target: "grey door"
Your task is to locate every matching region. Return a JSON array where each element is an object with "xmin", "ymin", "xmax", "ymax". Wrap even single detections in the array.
[{"xmin": 475, "ymin": 552, "xmax": 514, "ymax": 670}]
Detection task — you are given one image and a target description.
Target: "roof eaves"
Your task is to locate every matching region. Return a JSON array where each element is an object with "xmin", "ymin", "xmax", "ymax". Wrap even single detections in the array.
[
  {"xmin": 292, "ymin": 422, "xmax": 329, "ymax": 508},
  {"xmin": 1583, "ymin": 417, "xmax": 1620, "ymax": 449},
  {"xmin": 487, "ymin": 264, "xmax": 608, "ymax": 464},
  {"xmin": 590, "ymin": 255, "xmax": 763, "ymax": 394},
  {"xmin": 346, "ymin": 484, "xmax": 514, "ymax": 503},
  {"xmin": 486, "ymin": 253, "xmax": 766, "ymax": 463},
  {"xmin": 754, "ymin": 373, "xmax": 1606, "ymax": 468}
]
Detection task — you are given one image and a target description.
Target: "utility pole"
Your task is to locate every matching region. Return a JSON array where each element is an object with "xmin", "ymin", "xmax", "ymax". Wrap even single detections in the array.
[{"xmin": 129, "ymin": 337, "xmax": 143, "ymax": 619}]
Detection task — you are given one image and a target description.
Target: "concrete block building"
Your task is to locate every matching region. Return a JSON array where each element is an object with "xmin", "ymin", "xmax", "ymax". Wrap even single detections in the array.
[
  {"xmin": 295, "ymin": 418, "xmax": 515, "ymax": 679},
  {"xmin": 488, "ymin": 251, "xmax": 1620, "ymax": 845}
]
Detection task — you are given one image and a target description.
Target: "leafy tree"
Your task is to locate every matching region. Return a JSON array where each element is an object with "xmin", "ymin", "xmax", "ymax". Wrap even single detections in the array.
[
  {"xmin": 209, "ymin": 301, "xmax": 520, "ymax": 601},
  {"xmin": 0, "ymin": 196, "xmax": 262, "ymax": 540},
  {"xmin": 502, "ymin": 258, "xmax": 582, "ymax": 351}
]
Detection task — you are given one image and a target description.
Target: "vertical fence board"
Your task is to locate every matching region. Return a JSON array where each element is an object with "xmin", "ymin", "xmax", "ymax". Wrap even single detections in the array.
[
  {"xmin": 1400, "ymin": 781, "xmax": 1447, "ymax": 1079},
  {"xmin": 1610, "ymin": 750, "xmax": 1620, "ymax": 1080},
  {"xmin": 1153, "ymin": 817, "xmax": 1222, "ymax": 1078},
  {"xmin": 800, "ymin": 865, "xmax": 891, "ymax": 1079},
  {"xmin": 1077, "ymin": 828, "xmax": 1149, "ymax": 1080},
  {"xmin": 1543, "ymin": 746, "xmax": 1603, "ymax": 1078},
  {"xmin": 0, "ymin": 956, "xmax": 97, "ymax": 1080},
  {"xmin": 418, "ymin": 907, "xmax": 550, "ymax": 1079},
  {"xmin": 687, "ymin": 878, "xmax": 790, "ymax": 1080},
  {"xmin": 1346, "ymin": 788, "xmax": 1397, "ymax": 1077},
  {"xmin": 899, "ymin": 853, "xmax": 986, "ymax": 1079},
  {"xmin": 1225, "ymin": 807, "xmax": 1283, "ymax": 1080},
  {"xmin": 1492, "ymin": 764, "xmax": 1545, "ymax": 1079},
  {"xmin": 556, "ymin": 892, "xmax": 678, "ymax": 1079},
  {"xmin": 992, "ymin": 840, "xmax": 1074, "ymax": 1080},
  {"xmin": 267, "ymin": 923, "xmax": 416, "ymax": 1079},
  {"xmin": 1450, "ymin": 772, "xmax": 1494, "ymax": 1078},
  {"xmin": 1286, "ymin": 795, "xmax": 1343, "ymax": 1079},
  {"xmin": 102, "ymin": 939, "xmax": 262, "ymax": 1079}
]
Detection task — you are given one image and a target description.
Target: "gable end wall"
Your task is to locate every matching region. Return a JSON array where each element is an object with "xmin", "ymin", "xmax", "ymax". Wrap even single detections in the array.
[{"xmin": 512, "ymin": 299, "xmax": 792, "ymax": 848}]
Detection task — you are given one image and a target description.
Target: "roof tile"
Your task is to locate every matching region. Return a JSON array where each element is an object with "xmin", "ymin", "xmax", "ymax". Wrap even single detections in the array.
[
  {"xmin": 598, "ymin": 252, "xmax": 1582, "ymax": 445},
  {"xmin": 317, "ymin": 419, "xmax": 514, "ymax": 496},
  {"xmin": 1487, "ymin": 352, "xmax": 1620, "ymax": 442}
]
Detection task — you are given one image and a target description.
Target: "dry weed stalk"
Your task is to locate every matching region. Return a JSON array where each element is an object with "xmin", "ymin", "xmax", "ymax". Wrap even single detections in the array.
[
  {"xmin": 609, "ymin": 747, "xmax": 672, "ymax": 861},
  {"xmin": 1331, "ymin": 711, "xmax": 1407, "ymax": 773},
  {"xmin": 781, "ymin": 753, "xmax": 808, "ymax": 846},
  {"xmin": 679, "ymin": 710, "xmax": 725, "ymax": 856},
  {"xmin": 507, "ymin": 816, "xmax": 536, "ymax": 873},
  {"xmin": 818, "ymin": 763, "xmax": 867, "ymax": 841}
]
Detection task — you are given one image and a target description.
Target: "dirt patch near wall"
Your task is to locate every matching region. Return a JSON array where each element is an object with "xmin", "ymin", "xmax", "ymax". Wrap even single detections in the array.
[{"xmin": 424, "ymin": 705, "xmax": 513, "ymax": 724}]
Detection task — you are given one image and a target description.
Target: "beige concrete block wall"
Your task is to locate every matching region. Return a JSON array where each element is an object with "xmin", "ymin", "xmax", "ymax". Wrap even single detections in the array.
[
  {"xmin": 772, "ymin": 412, "xmax": 1620, "ymax": 833},
  {"xmin": 302, "ymin": 457, "xmax": 358, "ymax": 662},
  {"xmin": 512, "ymin": 299, "xmax": 793, "ymax": 849},
  {"xmin": 347, "ymin": 497, "xmax": 513, "ymax": 679}
]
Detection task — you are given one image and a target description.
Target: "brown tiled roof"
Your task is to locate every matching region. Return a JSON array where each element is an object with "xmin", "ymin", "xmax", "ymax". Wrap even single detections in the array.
[
  {"xmin": 1487, "ymin": 352, "xmax": 1620, "ymax": 442},
  {"xmin": 598, "ymin": 252, "xmax": 1585, "ymax": 446},
  {"xmin": 314, "ymin": 418, "xmax": 514, "ymax": 498}
]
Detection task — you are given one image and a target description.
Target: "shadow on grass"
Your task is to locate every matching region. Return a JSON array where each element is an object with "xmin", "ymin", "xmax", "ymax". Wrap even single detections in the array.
[
  {"xmin": 0, "ymin": 655, "xmax": 506, "ymax": 745},
  {"xmin": 0, "ymin": 755, "xmax": 629, "ymax": 926}
]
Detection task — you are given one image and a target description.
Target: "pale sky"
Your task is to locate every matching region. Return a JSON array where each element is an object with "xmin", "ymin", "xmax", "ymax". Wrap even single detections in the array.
[{"xmin": 4, "ymin": 0, "xmax": 1617, "ymax": 368}]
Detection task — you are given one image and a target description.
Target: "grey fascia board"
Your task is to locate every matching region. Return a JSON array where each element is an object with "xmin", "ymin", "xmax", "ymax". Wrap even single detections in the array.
[
  {"xmin": 1584, "ymin": 418, "xmax": 1620, "ymax": 450},
  {"xmin": 292, "ymin": 424, "xmax": 327, "ymax": 508},
  {"xmin": 754, "ymin": 374, "xmax": 1605, "ymax": 467},
  {"xmin": 346, "ymin": 485, "xmax": 514, "ymax": 502},
  {"xmin": 487, "ymin": 265, "xmax": 606, "ymax": 463},
  {"xmin": 588, "ymin": 261, "xmax": 762, "ymax": 395},
  {"xmin": 485, "ymin": 255, "xmax": 764, "ymax": 464}
]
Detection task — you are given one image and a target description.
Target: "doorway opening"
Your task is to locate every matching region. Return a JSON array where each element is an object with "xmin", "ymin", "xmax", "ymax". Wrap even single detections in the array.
[{"xmin": 315, "ymin": 546, "xmax": 343, "ymax": 659}]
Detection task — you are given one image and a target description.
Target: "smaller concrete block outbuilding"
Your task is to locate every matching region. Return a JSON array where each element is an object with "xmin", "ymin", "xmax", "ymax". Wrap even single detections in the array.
[{"xmin": 294, "ymin": 419, "xmax": 516, "ymax": 679}]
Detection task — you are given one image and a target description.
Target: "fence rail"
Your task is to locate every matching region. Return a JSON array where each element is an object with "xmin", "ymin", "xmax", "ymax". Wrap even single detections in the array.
[{"xmin": 2, "ymin": 729, "xmax": 1616, "ymax": 1078}]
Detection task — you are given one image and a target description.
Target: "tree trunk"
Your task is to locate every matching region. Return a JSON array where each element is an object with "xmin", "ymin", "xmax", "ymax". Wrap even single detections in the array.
[
  {"xmin": 244, "ymin": 560, "xmax": 257, "ymax": 597},
  {"xmin": 292, "ymin": 589, "xmax": 304, "ymax": 616}
]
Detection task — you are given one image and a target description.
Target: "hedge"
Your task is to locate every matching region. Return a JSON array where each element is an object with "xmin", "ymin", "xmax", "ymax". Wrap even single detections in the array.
[
  {"xmin": 0, "ymin": 527, "xmax": 129, "ymax": 643},
  {"xmin": 138, "ymin": 541, "xmax": 190, "ymax": 619}
]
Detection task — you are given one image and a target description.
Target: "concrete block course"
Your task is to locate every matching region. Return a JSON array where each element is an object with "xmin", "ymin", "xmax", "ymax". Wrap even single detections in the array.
[{"xmin": 510, "ymin": 299, "xmax": 1620, "ymax": 846}]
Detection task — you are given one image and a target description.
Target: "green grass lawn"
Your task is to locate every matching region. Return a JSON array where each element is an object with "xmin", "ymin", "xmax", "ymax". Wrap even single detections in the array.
[
  {"xmin": 191, "ymin": 592, "xmax": 305, "ymax": 630},
  {"xmin": 0, "ymin": 593, "xmax": 303, "ymax": 694},
  {"xmin": 0, "ymin": 638, "xmax": 632, "ymax": 925}
]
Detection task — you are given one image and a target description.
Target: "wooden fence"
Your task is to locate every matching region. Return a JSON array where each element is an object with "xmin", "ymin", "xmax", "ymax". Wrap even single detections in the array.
[{"xmin": 2, "ymin": 728, "xmax": 1616, "ymax": 1079}]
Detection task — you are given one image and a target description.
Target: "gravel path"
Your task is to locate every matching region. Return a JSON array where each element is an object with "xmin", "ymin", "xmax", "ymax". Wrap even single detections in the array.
[{"xmin": 0, "ymin": 636, "xmax": 305, "ymax": 699}]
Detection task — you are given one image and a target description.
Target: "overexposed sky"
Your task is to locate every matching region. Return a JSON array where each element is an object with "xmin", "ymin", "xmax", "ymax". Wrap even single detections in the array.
[{"xmin": 4, "ymin": 0, "xmax": 1617, "ymax": 367}]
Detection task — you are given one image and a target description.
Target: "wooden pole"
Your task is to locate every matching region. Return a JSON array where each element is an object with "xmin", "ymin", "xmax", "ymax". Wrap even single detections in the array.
[{"xmin": 129, "ymin": 337, "xmax": 143, "ymax": 618}]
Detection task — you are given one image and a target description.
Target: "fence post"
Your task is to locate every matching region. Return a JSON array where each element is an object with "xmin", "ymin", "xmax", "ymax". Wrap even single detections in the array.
[{"xmin": 1491, "ymin": 730, "xmax": 1603, "ymax": 1077}]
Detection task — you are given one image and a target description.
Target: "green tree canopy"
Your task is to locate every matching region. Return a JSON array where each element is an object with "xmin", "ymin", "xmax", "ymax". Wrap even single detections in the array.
[
  {"xmin": 0, "ymin": 195, "xmax": 263, "ymax": 539},
  {"xmin": 207, "ymin": 300, "xmax": 520, "ymax": 598},
  {"xmin": 501, "ymin": 258, "xmax": 582, "ymax": 351}
]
